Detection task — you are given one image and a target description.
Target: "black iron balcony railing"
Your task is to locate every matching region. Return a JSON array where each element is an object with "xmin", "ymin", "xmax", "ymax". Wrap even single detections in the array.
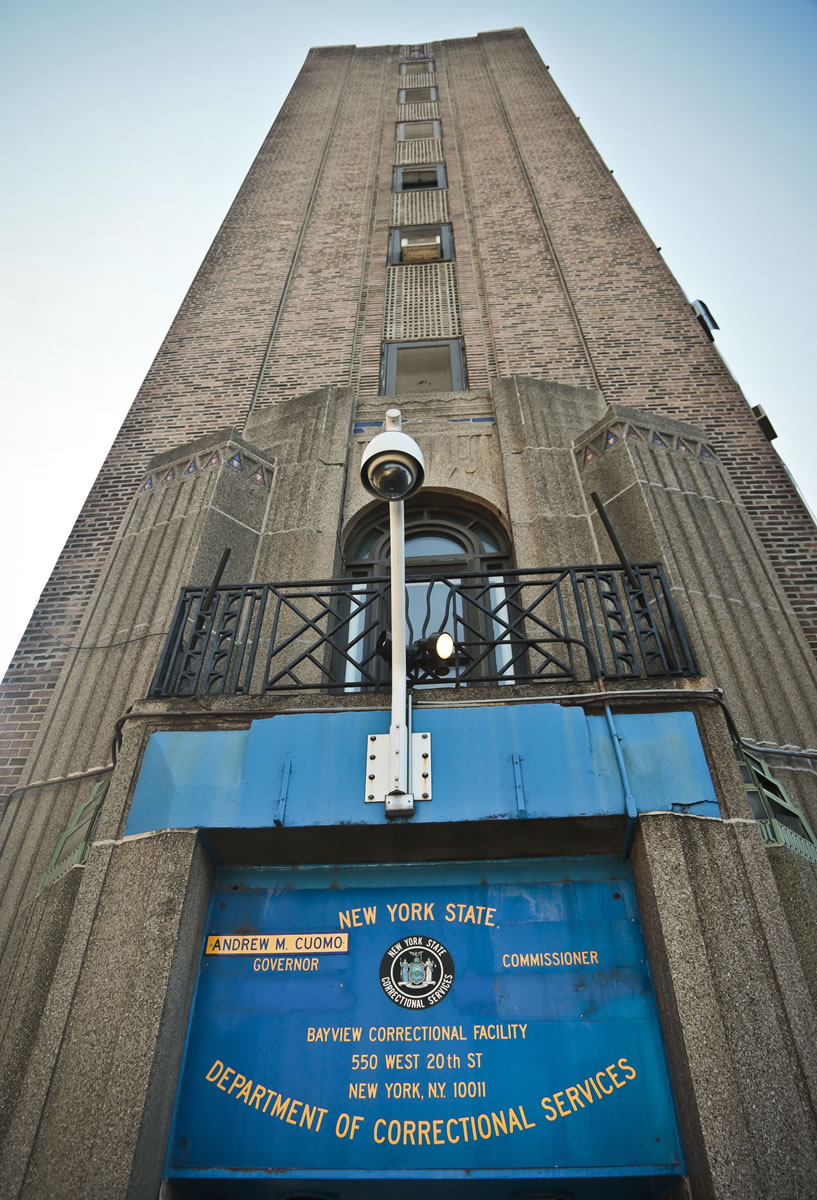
[{"xmin": 149, "ymin": 563, "xmax": 696, "ymax": 699}]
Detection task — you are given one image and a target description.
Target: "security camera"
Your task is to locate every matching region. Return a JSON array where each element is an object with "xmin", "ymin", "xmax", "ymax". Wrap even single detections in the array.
[{"xmin": 360, "ymin": 427, "xmax": 425, "ymax": 501}]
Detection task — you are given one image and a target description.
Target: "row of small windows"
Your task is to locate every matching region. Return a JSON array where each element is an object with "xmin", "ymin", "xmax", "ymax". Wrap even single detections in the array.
[{"xmin": 382, "ymin": 52, "xmax": 467, "ymax": 395}]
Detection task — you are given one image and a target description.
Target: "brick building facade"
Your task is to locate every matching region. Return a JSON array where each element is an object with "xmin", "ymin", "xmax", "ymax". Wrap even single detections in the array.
[{"xmin": 1, "ymin": 30, "xmax": 816, "ymax": 1199}]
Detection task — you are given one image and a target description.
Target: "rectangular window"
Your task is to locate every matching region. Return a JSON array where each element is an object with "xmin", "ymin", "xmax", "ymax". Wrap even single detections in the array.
[
  {"xmin": 398, "ymin": 87, "xmax": 438, "ymax": 104},
  {"xmin": 381, "ymin": 339, "xmax": 467, "ymax": 395},
  {"xmin": 388, "ymin": 224, "xmax": 454, "ymax": 265},
  {"xmin": 401, "ymin": 60, "xmax": 434, "ymax": 75},
  {"xmin": 393, "ymin": 164, "xmax": 447, "ymax": 192},
  {"xmin": 396, "ymin": 120, "xmax": 441, "ymax": 140}
]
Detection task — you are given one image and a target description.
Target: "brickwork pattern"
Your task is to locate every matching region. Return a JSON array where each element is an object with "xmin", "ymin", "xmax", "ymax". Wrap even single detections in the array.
[
  {"xmin": 390, "ymin": 190, "xmax": 450, "ymax": 227},
  {"xmin": 383, "ymin": 262, "xmax": 461, "ymax": 340},
  {"xmin": 396, "ymin": 103, "xmax": 440, "ymax": 122},
  {"xmin": 393, "ymin": 138, "xmax": 444, "ymax": 165},
  {"xmin": 250, "ymin": 46, "xmax": 390, "ymax": 412},
  {"xmin": 0, "ymin": 45, "xmax": 358, "ymax": 798},
  {"xmin": 470, "ymin": 29, "xmax": 817, "ymax": 653},
  {"xmin": 3, "ymin": 31, "xmax": 816, "ymax": 804},
  {"xmin": 440, "ymin": 37, "xmax": 598, "ymax": 388}
]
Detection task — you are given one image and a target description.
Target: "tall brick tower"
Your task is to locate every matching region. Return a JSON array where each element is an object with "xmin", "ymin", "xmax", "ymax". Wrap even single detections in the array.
[{"xmin": 2, "ymin": 30, "xmax": 816, "ymax": 1200}]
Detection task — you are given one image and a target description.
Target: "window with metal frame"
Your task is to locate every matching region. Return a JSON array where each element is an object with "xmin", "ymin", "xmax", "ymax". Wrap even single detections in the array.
[
  {"xmin": 396, "ymin": 120, "xmax": 442, "ymax": 140},
  {"xmin": 401, "ymin": 60, "xmax": 435, "ymax": 75},
  {"xmin": 393, "ymin": 164, "xmax": 447, "ymax": 192},
  {"xmin": 341, "ymin": 503, "xmax": 514, "ymax": 689},
  {"xmin": 737, "ymin": 746, "xmax": 817, "ymax": 864},
  {"xmin": 388, "ymin": 224, "xmax": 454, "ymax": 265},
  {"xmin": 398, "ymin": 86, "xmax": 438, "ymax": 103},
  {"xmin": 380, "ymin": 338, "xmax": 466, "ymax": 395}
]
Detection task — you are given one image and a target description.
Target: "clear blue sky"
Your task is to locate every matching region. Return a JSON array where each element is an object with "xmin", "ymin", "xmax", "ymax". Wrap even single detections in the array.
[{"xmin": 2, "ymin": 0, "xmax": 816, "ymax": 674}]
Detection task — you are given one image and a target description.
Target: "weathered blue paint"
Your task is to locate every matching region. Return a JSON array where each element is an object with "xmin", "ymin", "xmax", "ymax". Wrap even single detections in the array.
[
  {"xmin": 126, "ymin": 703, "xmax": 718, "ymax": 835},
  {"xmin": 166, "ymin": 858, "xmax": 683, "ymax": 1194}
]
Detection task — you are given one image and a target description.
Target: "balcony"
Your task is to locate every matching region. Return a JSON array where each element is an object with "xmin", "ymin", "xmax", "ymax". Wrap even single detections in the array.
[{"xmin": 149, "ymin": 563, "xmax": 696, "ymax": 699}]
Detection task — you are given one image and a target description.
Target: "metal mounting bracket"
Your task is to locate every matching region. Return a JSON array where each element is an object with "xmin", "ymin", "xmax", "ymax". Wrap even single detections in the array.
[{"xmin": 364, "ymin": 732, "xmax": 431, "ymax": 807}]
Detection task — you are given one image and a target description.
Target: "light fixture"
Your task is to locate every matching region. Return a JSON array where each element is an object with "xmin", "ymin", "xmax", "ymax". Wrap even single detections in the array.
[
  {"xmin": 433, "ymin": 631, "xmax": 454, "ymax": 660},
  {"xmin": 378, "ymin": 631, "xmax": 457, "ymax": 680}
]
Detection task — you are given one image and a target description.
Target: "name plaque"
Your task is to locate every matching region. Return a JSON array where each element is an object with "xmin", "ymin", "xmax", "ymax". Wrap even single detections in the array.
[{"xmin": 168, "ymin": 859, "xmax": 682, "ymax": 1184}]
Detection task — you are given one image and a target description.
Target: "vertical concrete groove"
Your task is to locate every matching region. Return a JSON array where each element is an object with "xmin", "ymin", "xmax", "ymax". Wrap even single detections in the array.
[
  {"xmin": 477, "ymin": 36, "xmax": 603, "ymax": 394},
  {"xmin": 436, "ymin": 41, "xmax": 499, "ymax": 383},
  {"xmin": 3, "ymin": 846, "xmax": 117, "ymax": 1199},
  {"xmin": 348, "ymin": 49, "xmax": 390, "ymax": 391},
  {"xmin": 0, "ymin": 465, "xmax": 230, "ymax": 972},
  {"xmin": 651, "ymin": 478, "xmax": 793, "ymax": 740},
  {"xmin": 242, "ymin": 49, "xmax": 356, "ymax": 431},
  {"xmin": 652, "ymin": 447, "xmax": 816, "ymax": 742}
]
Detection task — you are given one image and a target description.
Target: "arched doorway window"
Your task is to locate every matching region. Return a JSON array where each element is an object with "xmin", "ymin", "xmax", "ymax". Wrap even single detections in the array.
[{"xmin": 342, "ymin": 501, "xmax": 514, "ymax": 687}]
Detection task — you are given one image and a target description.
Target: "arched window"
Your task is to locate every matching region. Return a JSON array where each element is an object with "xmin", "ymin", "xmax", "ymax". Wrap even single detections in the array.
[{"xmin": 341, "ymin": 501, "xmax": 515, "ymax": 687}]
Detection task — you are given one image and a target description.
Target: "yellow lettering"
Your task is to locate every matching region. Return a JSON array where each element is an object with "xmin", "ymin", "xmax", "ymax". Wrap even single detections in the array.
[
  {"xmin": 227, "ymin": 1073, "xmax": 246, "ymax": 1096},
  {"xmin": 553, "ymin": 1091, "xmax": 571, "ymax": 1117},
  {"xmin": 205, "ymin": 1059, "xmax": 224, "ymax": 1082},
  {"xmin": 235, "ymin": 1078, "xmax": 252, "ymax": 1102},
  {"xmin": 595, "ymin": 1072, "xmax": 613, "ymax": 1095},
  {"xmin": 607, "ymin": 1063, "xmax": 625, "ymax": 1088},
  {"xmin": 269, "ymin": 1093, "xmax": 290, "ymax": 1119},
  {"xmin": 374, "ymin": 1118, "xmax": 386, "ymax": 1144},
  {"xmin": 541, "ymin": 1097, "xmax": 558, "ymax": 1121},
  {"xmin": 565, "ymin": 1086, "xmax": 584, "ymax": 1110},
  {"xmin": 619, "ymin": 1057, "xmax": 636, "ymax": 1081},
  {"xmin": 249, "ymin": 1084, "xmax": 267, "ymax": 1110},
  {"xmin": 217, "ymin": 1068, "xmax": 234, "ymax": 1092}
]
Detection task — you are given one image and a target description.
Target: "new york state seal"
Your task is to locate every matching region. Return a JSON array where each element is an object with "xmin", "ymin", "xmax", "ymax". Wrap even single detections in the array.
[{"xmin": 379, "ymin": 936, "xmax": 455, "ymax": 1009}]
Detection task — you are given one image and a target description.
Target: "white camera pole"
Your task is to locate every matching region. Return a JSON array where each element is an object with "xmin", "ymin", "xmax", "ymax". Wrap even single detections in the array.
[
  {"xmin": 385, "ymin": 410, "xmax": 411, "ymax": 811},
  {"xmin": 361, "ymin": 407, "xmax": 428, "ymax": 818}
]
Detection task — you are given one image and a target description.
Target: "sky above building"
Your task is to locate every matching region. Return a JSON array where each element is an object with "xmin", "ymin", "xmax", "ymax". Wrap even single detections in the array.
[{"xmin": 2, "ymin": 0, "xmax": 816, "ymax": 675}]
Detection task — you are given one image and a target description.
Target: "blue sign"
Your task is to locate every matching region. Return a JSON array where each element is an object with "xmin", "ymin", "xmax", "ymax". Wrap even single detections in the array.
[{"xmin": 168, "ymin": 858, "xmax": 682, "ymax": 1190}]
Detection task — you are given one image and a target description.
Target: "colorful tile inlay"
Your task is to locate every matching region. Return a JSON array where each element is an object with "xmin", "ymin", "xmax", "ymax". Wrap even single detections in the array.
[
  {"xmin": 227, "ymin": 453, "xmax": 243, "ymax": 471},
  {"xmin": 184, "ymin": 460, "xmax": 197, "ymax": 475}
]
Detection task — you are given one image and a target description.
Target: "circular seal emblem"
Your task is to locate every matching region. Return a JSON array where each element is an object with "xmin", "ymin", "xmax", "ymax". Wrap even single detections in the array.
[{"xmin": 379, "ymin": 936, "xmax": 455, "ymax": 1009}]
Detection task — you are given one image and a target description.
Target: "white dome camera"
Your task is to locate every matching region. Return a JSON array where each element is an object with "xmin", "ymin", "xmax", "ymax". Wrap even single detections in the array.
[{"xmin": 360, "ymin": 419, "xmax": 425, "ymax": 501}]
